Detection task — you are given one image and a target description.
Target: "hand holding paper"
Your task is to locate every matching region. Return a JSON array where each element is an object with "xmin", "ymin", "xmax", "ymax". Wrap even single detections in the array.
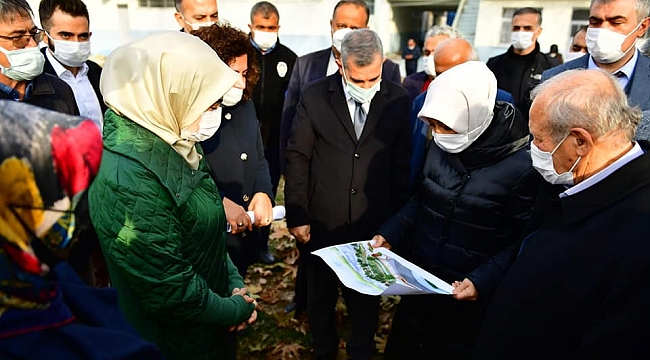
[{"xmin": 226, "ymin": 205, "xmax": 286, "ymax": 233}]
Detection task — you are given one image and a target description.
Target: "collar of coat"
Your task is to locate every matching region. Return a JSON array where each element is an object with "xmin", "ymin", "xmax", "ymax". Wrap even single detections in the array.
[
  {"xmin": 102, "ymin": 109, "xmax": 208, "ymax": 206},
  {"xmin": 559, "ymin": 140, "xmax": 650, "ymax": 224}
]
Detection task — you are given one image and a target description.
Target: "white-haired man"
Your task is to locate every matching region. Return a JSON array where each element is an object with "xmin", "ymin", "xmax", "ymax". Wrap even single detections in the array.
[{"xmin": 475, "ymin": 68, "xmax": 650, "ymax": 358}]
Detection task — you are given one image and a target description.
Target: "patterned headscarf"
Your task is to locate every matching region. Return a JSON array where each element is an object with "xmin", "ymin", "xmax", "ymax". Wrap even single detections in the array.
[{"xmin": 0, "ymin": 100, "xmax": 101, "ymax": 337}]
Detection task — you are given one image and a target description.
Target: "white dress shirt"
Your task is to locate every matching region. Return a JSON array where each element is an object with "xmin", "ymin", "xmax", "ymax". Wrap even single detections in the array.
[
  {"xmin": 46, "ymin": 50, "xmax": 103, "ymax": 131},
  {"xmin": 560, "ymin": 142, "xmax": 643, "ymax": 198},
  {"xmin": 327, "ymin": 51, "xmax": 339, "ymax": 76}
]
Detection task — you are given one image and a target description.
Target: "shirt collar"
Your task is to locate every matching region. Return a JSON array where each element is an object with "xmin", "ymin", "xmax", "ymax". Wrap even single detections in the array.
[
  {"xmin": 560, "ymin": 141, "xmax": 644, "ymax": 198},
  {"xmin": 588, "ymin": 49, "xmax": 639, "ymax": 79},
  {"xmin": 249, "ymin": 37, "xmax": 277, "ymax": 54},
  {"xmin": 46, "ymin": 49, "xmax": 89, "ymax": 77},
  {"xmin": 0, "ymin": 81, "xmax": 33, "ymax": 101}
]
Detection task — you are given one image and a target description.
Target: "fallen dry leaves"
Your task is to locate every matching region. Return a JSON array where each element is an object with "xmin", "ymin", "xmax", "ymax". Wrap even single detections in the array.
[{"xmin": 236, "ymin": 180, "xmax": 397, "ymax": 359}]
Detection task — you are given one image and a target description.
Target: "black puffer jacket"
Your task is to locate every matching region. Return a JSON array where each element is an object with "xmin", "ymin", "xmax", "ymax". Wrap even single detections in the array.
[{"xmin": 377, "ymin": 101, "xmax": 541, "ymax": 301}]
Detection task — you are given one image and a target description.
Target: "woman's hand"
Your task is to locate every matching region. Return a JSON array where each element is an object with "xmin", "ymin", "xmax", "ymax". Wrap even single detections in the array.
[
  {"xmin": 229, "ymin": 288, "xmax": 258, "ymax": 331},
  {"xmin": 452, "ymin": 278, "xmax": 478, "ymax": 301},
  {"xmin": 222, "ymin": 197, "xmax": 252, "ymax": 234},
  {"xmin": 371, "ymin": 234, "xmax": 391, "ymax": 249},
  {"xmin": 248, "ymin": 192, "xmax": 273, "ymax": 227}
]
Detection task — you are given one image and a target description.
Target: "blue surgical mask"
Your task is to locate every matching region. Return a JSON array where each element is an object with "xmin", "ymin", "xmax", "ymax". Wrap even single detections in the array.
[
  {"xmin": 342, "ymin": 66, "xmax": 381, "ymax": 104},
  {"xmin": 530, "ymin": 133, "xmax": 581, "ymax": 185}
]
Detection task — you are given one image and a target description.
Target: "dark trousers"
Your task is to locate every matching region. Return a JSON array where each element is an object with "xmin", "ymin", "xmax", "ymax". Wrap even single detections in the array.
[
  {"xmin": 384, "ymin": 294, "xmax": 484, "ymax": 360},
  {"xmin": 226, "ymin": 231, "xmax": 258, "ymax": 276},
  {"xmin": 306, "ymin": 253, "xmax": 380, "ymax": 360}
]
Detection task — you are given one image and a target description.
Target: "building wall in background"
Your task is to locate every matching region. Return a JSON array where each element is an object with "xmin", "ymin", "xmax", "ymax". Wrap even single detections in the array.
[
  {"xmin": 473, "ymin": 0, "xmax": 591, "ymax": 61},
  {"xmin": 27, "ymin": 0, "xmax": 401, "ymax": 57}
]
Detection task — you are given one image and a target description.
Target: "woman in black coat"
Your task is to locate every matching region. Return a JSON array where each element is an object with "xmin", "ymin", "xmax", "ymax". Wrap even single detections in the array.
[
  {"xmin": 193, "ymin": 24, "xmax": 274, "ymax": 276},
  {"xmin": 373, "ymin": 61, "xmax": 541, "ymax": 359}
]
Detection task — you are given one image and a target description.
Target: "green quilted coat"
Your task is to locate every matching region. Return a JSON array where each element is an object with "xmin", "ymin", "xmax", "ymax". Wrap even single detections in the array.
[{"xmin": 89, "ymin": 110, "xmax": 254, "ymax": 360}]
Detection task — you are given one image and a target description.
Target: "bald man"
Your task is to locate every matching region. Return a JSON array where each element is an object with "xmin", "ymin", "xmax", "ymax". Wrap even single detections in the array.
[{"xmin": 407, "ymin": 38, "xmax": 514, "ymax": 184}]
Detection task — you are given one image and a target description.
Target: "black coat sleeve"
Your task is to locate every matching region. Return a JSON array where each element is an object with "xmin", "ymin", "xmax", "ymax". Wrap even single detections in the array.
[{"xmin": 284, "ymin": 93, "xmax": 314, "ymax": 228}]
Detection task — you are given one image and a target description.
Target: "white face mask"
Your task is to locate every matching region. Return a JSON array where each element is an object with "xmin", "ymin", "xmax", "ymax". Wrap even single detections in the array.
[
  {"xmin": 422, "ymin": 54, "xmax": 436, "ymax": 76},
  {"xmin": 252, "ymin": 30, "xmax": 278, "ymax": 51},
  {"xmin": 342, "ymin": 66, "xmax": 381, "ymax": 104},
  {"xmin": 431, "ymin": 117, "xmax": 491, "ymax": 154},
  {"xmin": 48, "ymin": 35, "xmax": 91, "ymax": 68},
  {"xmin": 182, "ymin": 15, "xmax": 215, "ymax": 31},
  {"xmin": 511, "ymin": 31, "xmax": 534, "ymax": 50},
  {"xmin": 182, "ymin": 106, "xmax": 222, "ymax": 142},
  {"xmin": 564, "ymin": 51, "xmax": 585, "ymax": 62},
  {"xmin": 0, "ymin": 46, "xmax": 45, "ymax": 81},
  {"xmin": 530, "ymin": 133, "xmax": 581, "ymax": 186},
  {"xmin": 221, "ymin": 87, "xmax": 243, "ymax": 107},
  {"xmin": 332, "ymin": 28, "xmax": 354, "ymax": 53},
  {"xmin": 408, "ymin": 45, "xmax": 415, "ymax": 50},
  {"xmin": 586, "ymin": 22, "xmax": 641, "ymax": 64}
]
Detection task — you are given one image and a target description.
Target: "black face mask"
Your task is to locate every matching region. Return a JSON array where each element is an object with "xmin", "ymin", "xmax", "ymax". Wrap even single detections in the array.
[{"xmin": 8, "ymin": 204, "xmax": 76, "ymax": 268}]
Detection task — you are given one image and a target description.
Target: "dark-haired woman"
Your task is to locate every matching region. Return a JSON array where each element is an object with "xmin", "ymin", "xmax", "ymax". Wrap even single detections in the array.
[{"xmin": 192, "ymin": 23, "xmax": 274, "ymax": 276}]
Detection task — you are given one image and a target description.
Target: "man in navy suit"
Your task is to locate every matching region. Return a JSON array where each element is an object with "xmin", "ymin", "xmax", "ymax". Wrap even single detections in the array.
[
  {"xmin": 280, "ymin": 0, "xmax": 401, "ymax": 316},
  {"xmin": 285, "ymin": 29, "xmax": 411, "ymax": 360},
  {"xmin": 542, "ymin": 0, "xmax": 650, "ymax": 139}
]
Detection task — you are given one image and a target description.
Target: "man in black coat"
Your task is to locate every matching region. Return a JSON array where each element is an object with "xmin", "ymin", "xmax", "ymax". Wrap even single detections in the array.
[
  {"xmin": 248, "ymin": 1, "xmax": 297, "ymax": 264},
  {"xmin": 486, "ymin": 7, "xmax": 559, "ymax": 120},
  {"xmin": 280, "ymin": 0, "xmax": 401, "ymax": 316},
  {"xmin": 474, "ymin": 68, "xmax": 650, "ymax": 359},
  {"xmin": 40, "ymin": 0, "xmax": 106, "ymax": 130},
  {"xmin": 284, "ymin": 29, "xmax": 411, "ymax": 360},
  {"xmin": 0, "ymin": 0, "xmax": 78, "ymax": 116}
]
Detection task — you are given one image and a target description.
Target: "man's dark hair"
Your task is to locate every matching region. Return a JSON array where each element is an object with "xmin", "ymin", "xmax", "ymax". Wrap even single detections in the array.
[
  {"xmin": 332, "ymin": 0, "xmax": 370, "ymax": 25},
  {"xmin": 513, "ymin": 7, "xmax": 542, "ymax": 26},
  {"xmin": 192, "ymin": 22, "xmax": 260, "ymax": 103},
  {"xmin": 0, "ymin": 0, "xmax": 33, "ymax": 23},
  {"xmin": 39, "ymin": 0, "xmax": 89, "ymax": 32},
  {"xmin": 174, "ymin": 0, "xmax": 182, "ymax": 11},
  {"xmin": 250, "ymin": 1, "xmax": 279, "ymax": 21}
]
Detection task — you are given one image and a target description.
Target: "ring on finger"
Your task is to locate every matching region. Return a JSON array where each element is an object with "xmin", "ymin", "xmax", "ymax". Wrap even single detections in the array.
[{"xmin": 237, "ymin": 222, "xmax": 244, "ymax": 227}]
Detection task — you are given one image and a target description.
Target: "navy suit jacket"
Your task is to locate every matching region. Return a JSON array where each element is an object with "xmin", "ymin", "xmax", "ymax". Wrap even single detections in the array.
[
  {"xmin": 402, "ymin": 71, "xmax": 430, "ymax": 102},
  {"xmin": 280, "ymin": 47, "xmax": 402, "ymax": 171}
]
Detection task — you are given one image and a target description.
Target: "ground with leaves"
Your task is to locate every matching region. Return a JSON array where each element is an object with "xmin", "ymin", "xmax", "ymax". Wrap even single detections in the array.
[{"xmin": 236, "ymin": 181, "xmax": 398, "ymax": 359}]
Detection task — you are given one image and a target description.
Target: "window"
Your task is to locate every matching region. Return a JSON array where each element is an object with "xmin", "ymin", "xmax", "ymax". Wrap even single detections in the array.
[
  {"xmin": 570, "ymin": 9, "xmax": 589, "ymax": 37},
  {"xmin": 138, "ymin": 0, "xmax": 175, "ymax": 8},
  {"xmin": 499, "ymin": 8, "xmax": 516, "ymax": 44},
  {"xmin": 500, "ymin": 7, "xmax": 543, "ymax": 44},
  {"xmin": 366, "ymin": 0, "xmax": 375, "ymax": 15}
]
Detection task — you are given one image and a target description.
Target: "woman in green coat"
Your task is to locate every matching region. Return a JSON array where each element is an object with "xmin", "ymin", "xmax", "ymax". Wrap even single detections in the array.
[{"xmin": 88, "ymin": 31, "xmax": 257, "ymax": 360}]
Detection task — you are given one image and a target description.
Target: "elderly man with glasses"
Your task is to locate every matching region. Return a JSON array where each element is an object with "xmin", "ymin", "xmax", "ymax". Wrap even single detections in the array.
[{"xmin": 0, "ymin": 0, "xmax": 79, "ymax": 115}]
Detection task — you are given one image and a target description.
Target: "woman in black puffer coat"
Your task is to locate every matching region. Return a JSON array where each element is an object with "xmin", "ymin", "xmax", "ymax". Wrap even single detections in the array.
[{"xmin": 374, "ymin": 61, "xmax": 541, "ymax": 360}]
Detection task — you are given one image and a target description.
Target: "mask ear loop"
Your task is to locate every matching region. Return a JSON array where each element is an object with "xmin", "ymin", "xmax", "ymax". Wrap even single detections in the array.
[{"xmin": 7, "ymin": 204, "xmax": 67, "ymax": 269}]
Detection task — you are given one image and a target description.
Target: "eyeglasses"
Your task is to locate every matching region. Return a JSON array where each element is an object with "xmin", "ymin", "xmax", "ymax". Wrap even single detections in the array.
[{"xmin": 0, "ymin": 28, "xmax": 44, "ymax": 48}]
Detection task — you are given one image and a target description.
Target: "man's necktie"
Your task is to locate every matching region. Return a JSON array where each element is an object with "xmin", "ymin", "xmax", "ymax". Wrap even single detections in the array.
[{"xmin": 354, "ymin": 101, "xmax": 367, "ymax": 140}]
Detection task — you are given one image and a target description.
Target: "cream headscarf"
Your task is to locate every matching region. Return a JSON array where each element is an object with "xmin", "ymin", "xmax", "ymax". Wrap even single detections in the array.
[
  {"xmin": 418, "ymin": 61, "xmax": 497, "ymax": 143},
  {"xmin": 100, "ymin": 31, "xmax": 239, "ymax": 169}
]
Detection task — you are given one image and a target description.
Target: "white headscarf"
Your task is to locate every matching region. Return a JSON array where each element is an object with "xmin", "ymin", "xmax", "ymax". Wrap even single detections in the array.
[
  {"xmin": 100, "ymin": 31, "xmax": 239, "ymax": 169},
  {"xmin": 418, "ymin": 61, "xmax": 497, "ymax": 145}
]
